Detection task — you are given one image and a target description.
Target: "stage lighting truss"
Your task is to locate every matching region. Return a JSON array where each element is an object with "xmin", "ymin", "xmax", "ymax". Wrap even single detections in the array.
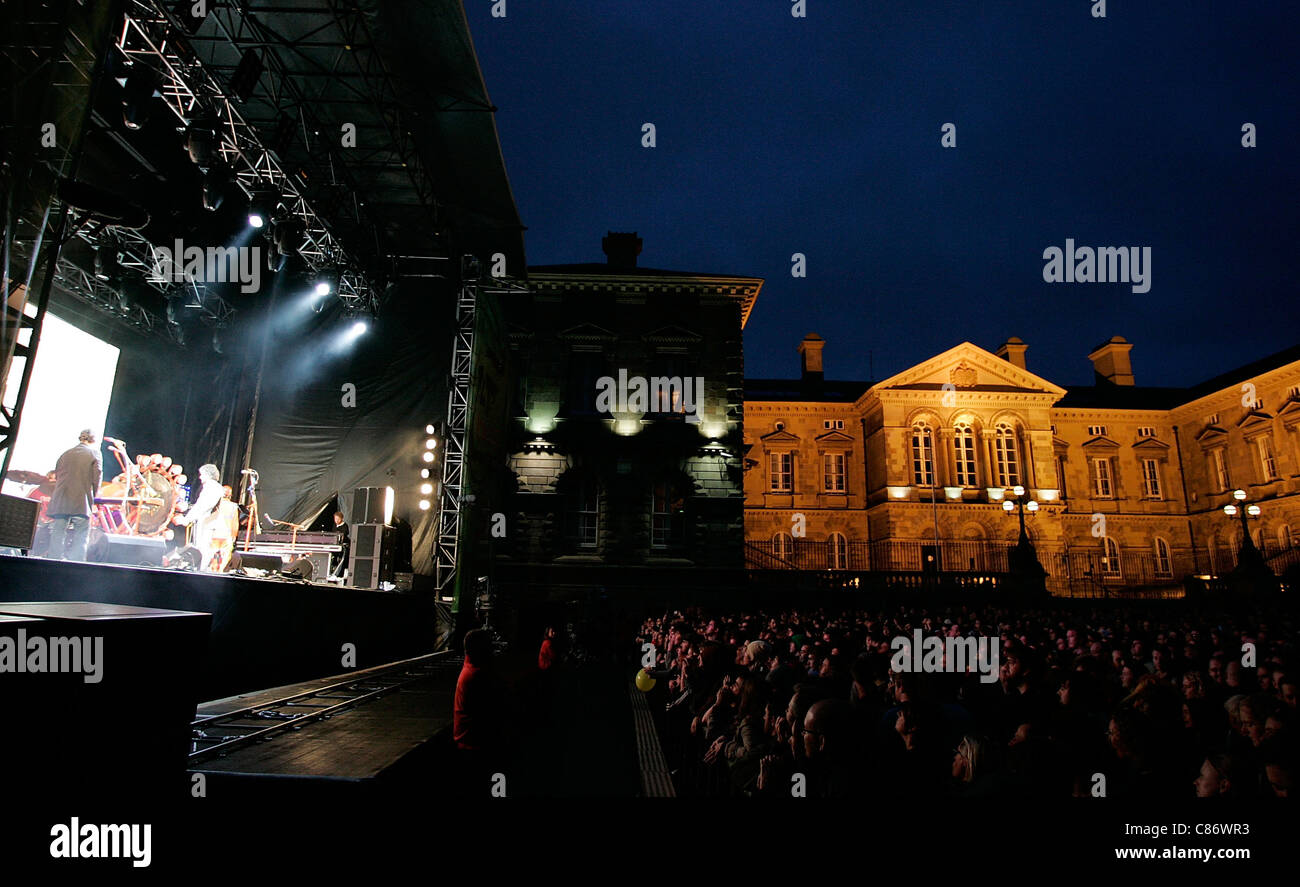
[
  {"xmin": 115, "ymin": 1, "xmax": 380, "ymax": 315},
  {"xmin": 51, "ymin": 256, "xmax": 164, "ymax": 341},
  {"xmin": 65, "ymin": 208, "xmax": 235, "ymax": 334}
]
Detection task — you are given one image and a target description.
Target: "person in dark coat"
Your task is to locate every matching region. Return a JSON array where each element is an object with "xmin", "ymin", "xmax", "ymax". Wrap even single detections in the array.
[{"xmin": 47, "ymin": 429, "xmax": 102, "ymax": 561}]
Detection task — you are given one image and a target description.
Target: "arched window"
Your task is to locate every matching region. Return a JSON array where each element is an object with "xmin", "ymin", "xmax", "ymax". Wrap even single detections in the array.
[
  {"xmin": 911, "ymin": 423, "xmax": 934, "ymax": 487},
  {"xmin": 953, "ymin": 423, "xmax": 977, "ymax": 487},
  {"xmin": 772, "ymin": 532, "xmax": 794, "ymax": 561},
  {"xmin": 828, "ymin": 532, "xmax": 848, "ymax": 570},
  {"xmin": 1154, "ymin": 537, "xmax": 1172, "ymax": 577},
  {"xmin": 1101, "ymin": 536, "xmax": 1121, "ymax": 577},
  {"xmin": 994, "ymin": 423, "xmax": 1020, "ymax": 487}
]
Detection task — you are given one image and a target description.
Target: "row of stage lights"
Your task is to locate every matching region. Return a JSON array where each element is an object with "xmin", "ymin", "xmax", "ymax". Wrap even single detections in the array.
[{"xmin": 418, "ymin": 424, "xmax": 438, "ymax": 512}]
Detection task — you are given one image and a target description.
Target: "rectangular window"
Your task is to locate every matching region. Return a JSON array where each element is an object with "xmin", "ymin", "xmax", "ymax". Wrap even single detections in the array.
[
  {"xmin": 1092, "ymin": 458, "xmax": 1113, "ymax": 498},
  {"xmin": 769, "ymin": 452, "xmax": 793, "ymax": 492},
  {"xmin": 1210, "ymin": 448, "xmax": 1229, "ymax": 491},
  {"xmin": 822, "ymin": 419, "xmax": 844, "ymax": 430},
  {"xmin": 1056, "ymin": 456, "xmax": 1068, "ymax": 499},
  {"xmin": 1207, "ymin": 413, "xmax": 1219, "ymax": 426},
  {"xmin": 1259, "ymin": 436, "xmax": 1278, "ymax": 481},
  {"xmin": 1141, "ymin": 458, "xmax": 1162, "ymax": 498},
  {"xmin": 823, "ymin": 452, "xmax": 846, "ymax": 492},
  {"xmin": 566, "ymin": 350, "xmax": 607, "ymax": 416},
  {"xmin": 576, "ymin": 483, "xmax": 598, "ymax": 547},
  {"xmin": 995, "ymin": 432, "xmax": 1020, "ymax": 487},
  {"xmin": 651, "ymin": 482, "xmax": 686, "ymax": 548},
  {"xmin": 954, "ymin": 432, "xmax": 977, "ymax": 487},
  {"xmin": 1137, "ymin": 426, "xmax": 1156, "ymax": 438},
  {"xmin": 1087, "ymin": 425, "xmax": 1108, "ymax": 437},
  {"xmin": 648, "ymin": 353, "xmax": 689, "ymax": 416}
]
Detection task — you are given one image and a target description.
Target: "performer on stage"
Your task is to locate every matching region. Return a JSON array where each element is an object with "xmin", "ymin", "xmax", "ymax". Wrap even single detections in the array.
[
  {"xmin": 175, "ymin": 463, "xmax": 226, "ymax": 570},
  {"xmin": 330, "ymin": 509, "xmax": 350, "ymax": 579},
  {"xmin": 207, "ymin": 485, "xmax": 242, "ymax": 572},
  {"xmin": 46, "ymin": 429, "xmax": 102, "ymax": 561}
]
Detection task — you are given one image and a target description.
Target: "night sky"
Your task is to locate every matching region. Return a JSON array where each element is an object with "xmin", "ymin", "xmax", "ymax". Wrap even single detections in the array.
[{"xmin": 466, "ymin": 1, "xmax": 1300, "ymax": 389}]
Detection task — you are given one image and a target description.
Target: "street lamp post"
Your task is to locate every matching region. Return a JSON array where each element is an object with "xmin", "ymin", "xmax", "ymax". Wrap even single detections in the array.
[
  {"xmin": 1002, "ymin": 484, "xmax": 1047, "ymax": 595},
  {"xmin": 1223, "ymin": 488, "xmax": 1273, "ymax": 583}
]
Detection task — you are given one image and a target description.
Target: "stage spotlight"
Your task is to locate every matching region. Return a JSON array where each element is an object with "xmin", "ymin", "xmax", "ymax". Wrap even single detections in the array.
[
  {"xmin": 314, "ymin": 280, "xmax": 332, "ymax": 297},
  {"xmin": 420, "ymin": 483, "xmax": 433, "ymax": 495},
  {"xmin": 273, "ymin": 217, "xmax": 305, "ymax": 257},
  {"xmin": 185, "ymin": 113, "xmax": 217, "ymax": 169},
  {"xmin": 351, "ymin": 319, "xmax": 368, "ymax": 336},
  {"xmin": 93, "ymin": 245, "xmax": 121, "ymax": 281},
  {"xmin": 247, "ymin": 189, "xmax": 278, "ymax": 229},
  {"xmin": 202, "ymin": 163, "xmax": 232, "ymax": 212},
  {"xmin": 425, "ymin": 424, "xmax": 435, "ymax": 435},
  {"xmin": 121, "ymin": 65, "xmax": 160, "ymax": 130},
  {"xmin": 420, "ymin": 468, "xmax": 431, "ymax": 479},
  {"xmin": 418, "ymin": 499, "xmax": 431, "ymax": 511},
  {"xmin": 422, "ymin": 451, "xmax": 434, "ymax": 463},
  {"xmin": 424, "ymin": 438, "xmax": 437, "ymax": 450}
]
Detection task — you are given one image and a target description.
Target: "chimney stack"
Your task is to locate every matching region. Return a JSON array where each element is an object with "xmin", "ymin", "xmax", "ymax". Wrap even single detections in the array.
[
  {"xmin": 996, "ymin": 336, "xmax": 1028, "ymax": 371},
  {"xmin": 798, "ymin": 333, "xmax": 825, "ymax": 383},
  {"xmin": 601, "ymin": 231, "xmax": 642, "ymax": 268},
  {"xmin": 1088, "ymin": 336, "xmax": 1135, "ymax": 386}
]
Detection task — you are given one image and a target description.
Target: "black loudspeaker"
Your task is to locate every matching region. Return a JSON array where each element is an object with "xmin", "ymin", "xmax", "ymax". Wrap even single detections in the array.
[
  {"xmin": 230, "ymin": 552, "xmax": 282, "ymax": 573},
  {"xmin": 0, "ymin": 494, "xmax": 40, "ymax": 550},
  {"xmin": 282, "ymin": 552, "xmax": 329, "ymax": 581},
  {"xmin": 91, "ymin": 534, "xmax": 168, "ymax": 566},
  {"xmin": 349, "ymin": 522, "xmax": 394, "ymax": 589},
  {"xmin": 352, "ymin": 487, "xmax": 391, "ymax": 524}
]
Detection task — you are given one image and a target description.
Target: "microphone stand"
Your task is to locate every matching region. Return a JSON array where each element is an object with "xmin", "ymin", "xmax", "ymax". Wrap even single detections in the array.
[{"xmin": 242, "ymin": 470, "xmax": 260, "ymax": 552}]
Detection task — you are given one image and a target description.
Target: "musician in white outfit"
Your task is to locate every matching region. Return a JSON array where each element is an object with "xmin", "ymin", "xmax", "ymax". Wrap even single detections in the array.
[{"xmin": 175, "ymin": 463, "xmax": 225, "ymax": 569}]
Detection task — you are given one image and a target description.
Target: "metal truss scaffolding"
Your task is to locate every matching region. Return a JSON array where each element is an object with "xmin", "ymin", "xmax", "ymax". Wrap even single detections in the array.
[
  {"xmin": 115, "ymin": 1, "xmax": 378, "ymax": 311},
  {"xmin": 435, "ymin": 277, "xmax": 476, "ymax": 594}
]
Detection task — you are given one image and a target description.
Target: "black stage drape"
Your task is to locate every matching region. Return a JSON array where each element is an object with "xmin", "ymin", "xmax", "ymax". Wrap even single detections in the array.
[{"xmin": 244, "ymin": 282, "xmax": 453, "ymax": 574}]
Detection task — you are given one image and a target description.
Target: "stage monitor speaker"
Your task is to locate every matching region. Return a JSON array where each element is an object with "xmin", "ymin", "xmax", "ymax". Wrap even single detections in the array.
[
  {"xmin": 0, "ymin": 494, "xmax": 40, "ymax": 550},
  {"xmin": 349, "ymin": 522, "xmax": 394, "ymax": 589},
  {"xmin": 352, "ymin": 486, "xmax": 393, "ymax": 525},
  {"xmin": 92, "ymin": 534, "xmax": 168, "ymax": 566},
  {"xmin": 283, "ymin": 551, "xmax": 330, "ymax": 581},
  {"xmin": 231, "ymin": 551, "xmax": 282, "ymax": 573}
]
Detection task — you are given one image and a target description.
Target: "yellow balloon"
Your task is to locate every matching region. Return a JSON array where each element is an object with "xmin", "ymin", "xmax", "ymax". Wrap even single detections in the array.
[{"xmin": 635, "ymin": 668, "xmax": 656, "ymax": 692}]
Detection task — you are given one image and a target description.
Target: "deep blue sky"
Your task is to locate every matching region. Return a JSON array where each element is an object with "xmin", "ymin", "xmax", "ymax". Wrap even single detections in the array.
[{"xmin": 466, "ymin": 1, "xmax": 1300, "ymax": 389}]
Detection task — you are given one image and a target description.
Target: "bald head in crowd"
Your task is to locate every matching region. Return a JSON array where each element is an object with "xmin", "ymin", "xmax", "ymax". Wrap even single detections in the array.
[{"xmin": 803, "ymin": 698, "xmax": 853, "ymax": 760}]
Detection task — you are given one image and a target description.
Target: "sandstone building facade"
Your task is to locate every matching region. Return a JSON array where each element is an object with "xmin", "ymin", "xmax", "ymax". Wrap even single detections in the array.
[{"xmin": 745, "ymin": 334, "xmax": 1300, "ymax": 593}]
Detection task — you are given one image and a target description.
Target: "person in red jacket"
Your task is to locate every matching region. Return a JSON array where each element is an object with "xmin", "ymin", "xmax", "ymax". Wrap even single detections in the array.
[
  {"xmin": 538, "ymin": 625, "xmax": 559, "ymax": 671},
  {"xmin": 453, "ymin": 629, "xmax": 502, "ymax": 754}
]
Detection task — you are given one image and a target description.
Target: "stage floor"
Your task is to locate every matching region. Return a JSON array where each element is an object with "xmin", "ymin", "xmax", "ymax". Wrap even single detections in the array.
[
  {"xmin": 0, "ymin": 553, "xmax": 439, "ymax": 699},
  {"xmin": 191, "ymin": 654, "xmax": 460, "ymax": 782}
]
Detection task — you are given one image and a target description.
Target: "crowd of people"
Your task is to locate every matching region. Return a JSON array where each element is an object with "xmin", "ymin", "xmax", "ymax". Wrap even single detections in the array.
[{"xmin": 637, "ymin": 603, "xmax": 1297, "ymax": 798}]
